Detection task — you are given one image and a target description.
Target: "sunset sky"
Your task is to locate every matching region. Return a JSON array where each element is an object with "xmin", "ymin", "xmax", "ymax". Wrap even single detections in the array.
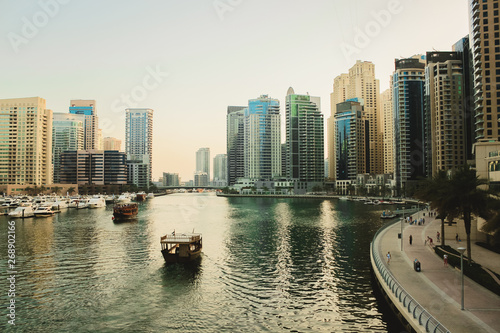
[{"xmin": 1, "ymin": 0, "xmax": 469, "ymax": 181}]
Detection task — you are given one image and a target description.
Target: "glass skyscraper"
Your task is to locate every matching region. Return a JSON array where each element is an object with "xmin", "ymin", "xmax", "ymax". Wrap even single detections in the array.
[
  {"xmin": 285, "ymin": 87, "xmax": 324, "ymax": 186},
  {"xmin": 125, "ymin": 108, "xmax": 153, "ymax": 187},
  {"xmin": 244, "ymin": 95, "xmax": 281, "ymax": 179},
  {"xmin": 69, "ymin": 99, "xmax": 98, "ymax": 150},
  {"xmin": 226, "ymin": 106, "xmax": 246, "ymax": 186}
]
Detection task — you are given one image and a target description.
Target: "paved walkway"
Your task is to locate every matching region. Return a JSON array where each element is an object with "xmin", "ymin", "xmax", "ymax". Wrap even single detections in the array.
[{"xmin": 375, "ymin": 214, "xmax": 500, "ymax": 333}]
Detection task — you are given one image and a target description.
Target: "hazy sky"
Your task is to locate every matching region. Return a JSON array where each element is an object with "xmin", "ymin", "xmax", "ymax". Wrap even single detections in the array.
[{"xmin": 1, "ymin": 0, "xmax": 469, "ymax": 181}]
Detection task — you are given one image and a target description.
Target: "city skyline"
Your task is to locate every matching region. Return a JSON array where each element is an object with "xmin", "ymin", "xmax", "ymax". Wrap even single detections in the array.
[{"xmin": 1, "ymin": 1, "xmax": 468, "ymax": 180}]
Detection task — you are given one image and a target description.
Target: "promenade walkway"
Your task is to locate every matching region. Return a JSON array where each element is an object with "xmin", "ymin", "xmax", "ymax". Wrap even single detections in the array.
[{"xmin": 374, "ymin": 214, "xmax": 500, "ymax": 333}]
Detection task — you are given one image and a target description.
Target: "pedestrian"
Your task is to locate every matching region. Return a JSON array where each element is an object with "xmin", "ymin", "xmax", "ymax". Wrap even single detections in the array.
[
  {"xmin": 456, "ymin": 233, "xmax": 459, "ymax": 243},
  {"xmin": 409, "ymin": 234, "xmax": 413, "ymax": 245},
  {"xmin": 387, "ymin": 251, "xmax": 391, "ymax": 264},
  {"xmin": 443, "ymin": 254, "xmax": 448, "ymax": 267},
  {"xmin": 437, "ymin": 231, "xmax": 440, "ymax": 243},
  {"xmin": 429, "ymin": 237, "xmax": 434, "ymax": 247},
  {"xmin": 424, "ymin": 237, "xmax": 428, "ymax": 246}
]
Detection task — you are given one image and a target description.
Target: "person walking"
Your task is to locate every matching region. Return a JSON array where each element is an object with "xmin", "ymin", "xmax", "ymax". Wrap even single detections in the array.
[
  {"xmin": 409, "ymin": 234, "xmax": 413, "ymax": 245},
  {"xmin": 437, "ymin": 231, "xmax": 440, "ymax": 243},
  {"xmin": 386, "ymin": 251, "xmax": 391, "ymax": 264},
  {"xmin": 443, "ymin": 254, "xmax": 448, "ymax": 267}
]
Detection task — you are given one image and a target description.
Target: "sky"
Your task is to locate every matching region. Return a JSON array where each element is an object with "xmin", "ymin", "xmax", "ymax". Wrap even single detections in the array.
[{"xmin": 0, "ymin": 0, "xmax": 469, "ymax": 181}]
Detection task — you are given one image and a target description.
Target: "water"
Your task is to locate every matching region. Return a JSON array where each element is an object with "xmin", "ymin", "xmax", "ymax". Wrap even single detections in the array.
[{"xmin": 0, "ymin": 194, "xmax": 403, "ymax": 332}]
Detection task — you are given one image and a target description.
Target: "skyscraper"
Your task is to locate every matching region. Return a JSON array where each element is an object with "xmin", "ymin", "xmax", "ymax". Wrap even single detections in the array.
[
  {"xmin": 244, "ymin": 95, "xmax": 281, "ymax": 179},
  {"xmin": 125, "ymin": 108, "xmax": 153, "ymax": 187},
  {"xmin": 226, "ymin": 106, "xmax": 246, "ymax": 186},
  {"xmin": 381, "ymin": 87, "xmax": 394, "ymax": 174},
  {"xmin": 328, "ymin": 61, "xmax": 382, "ymax": 178},
  {"xmin": 52, "ymin": 112, "xmax": 85, "ymax": 183},
  {"xmin": 0, "ymin": 97, "xmax": 53, "ymax": 185},
  {"xmin": 469, "ymin": 0, "xmax": 500, "ymax": 142},
  {"xmin": 196, "ymin": 148, "xmax": 210, "ymax": 181},
  {"xmin": 425, "ymin": 52, "xmax": 466, "ymax": 176},
  {"xmin": 333, "ymin": 101, "xmax": 368, "ymax": 180},
  {"xmin": 69, "ymin": 99, "xmax": 98, "ymax": 150},
  {"xmin": 393, "ymin": 56, "xmax": 427, "ymax": 193},
  {"xmin": 213, "ymin": 153, "xmax": 227, "ymax": 185},
  {"xmin": 285, "ymin": 87, "xmax": 324, "ymax": 188}
]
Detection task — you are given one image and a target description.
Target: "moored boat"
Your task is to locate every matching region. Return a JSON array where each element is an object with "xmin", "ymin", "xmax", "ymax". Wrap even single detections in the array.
[
  {"xmin": 34, "ymin": 206, "xmax": 55, "ymax": 217},
  {"xmin": 135, "ymin": 191, "xmax": 147, "ymax": 201},
  {"xmin": 380, "ymin": 210, "xmax": 397, "ymax": 219},
  {"xmin": 9, "ymin": 203, "xmax": 35, "ymax": 218},
  {"xmin": 112, "ymin": 202, "xmax": 138, "ymax": 221},
  {"xmin": 160, "ymin": 232, "xmax": 202, "ymax": 264},
  {"xmin": 88, "ymin": 196, "xmax": 106, "ymax": 208}
]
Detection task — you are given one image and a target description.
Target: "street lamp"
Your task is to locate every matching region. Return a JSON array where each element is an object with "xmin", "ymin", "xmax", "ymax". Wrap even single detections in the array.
[{"xmin": 458, "ymin": 247, "xmax": 466, "ymax": 310}]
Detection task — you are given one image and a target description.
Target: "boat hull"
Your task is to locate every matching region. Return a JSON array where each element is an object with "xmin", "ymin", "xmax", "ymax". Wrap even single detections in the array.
[{"xmin": 161, "ymin": 248, "xmax": 202, "ymax": 264}]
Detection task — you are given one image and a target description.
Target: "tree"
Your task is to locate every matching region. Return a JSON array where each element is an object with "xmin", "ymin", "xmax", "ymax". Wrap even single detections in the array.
[
  {"xmin": 24, "ymin": 186, "xmax": 33, "ymax": 195},
  {"xmin": 417, "ymin": 166, "xmax": 500, "ymax": 263},
  {"xmin": 415, "ymin": 171, "xmax": 453, "ymax": 247},
  {"xmin": 53, "ymin": 186, "xmax": 62, "ymax": 195},
  {"xmin": 311, "ymin": 185, "xmax": 323, "ymax": 193},
  {"xmin": 67, "ymin": 187, "xmax": 76, "ymax": 196}
]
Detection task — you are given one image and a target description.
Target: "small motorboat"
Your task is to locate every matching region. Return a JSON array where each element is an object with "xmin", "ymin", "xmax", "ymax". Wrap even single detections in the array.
[
  {"xmin": 34, "ymin": 206, "xmax": 55, "ymax": 217},
  {"xmin": 380, "ymin": 211, "xmax": 397, "ymax": 219}
]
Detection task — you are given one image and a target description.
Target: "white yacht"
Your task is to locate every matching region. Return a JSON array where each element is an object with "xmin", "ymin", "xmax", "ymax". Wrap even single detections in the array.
[
  {"xmin": 116, "ymin": 193, "xmax": 131, "ymax": 204},
  {"xmin": 88, "ymin": 196, "xmax": 106, "ymax": 208},
  {"xmin": 147, "ymin": 192, "xmax": 154, "ymax": 199},
  {"xmin": 34, "ymin": 206, "xmax": 55, "ymax": 217},
  {"xmin": 9, "ymin": 203, "xmax": 35, "ymax": 218},
  {"xmin": 52, "ymin": 199, "xmax": 69, "ymax": 211}
]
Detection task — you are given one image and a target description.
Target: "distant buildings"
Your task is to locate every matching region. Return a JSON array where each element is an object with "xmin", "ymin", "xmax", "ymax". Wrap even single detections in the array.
[
  {"xmin": 0, "ymin": 97, "xmax": 53, "ymax": 186},
  {"xmin": 163, "ymin": 172, "xmax": 180, "ymax": 186},
  {"xmin": 69, "ymin": 99, "xmax": 98, "ymax": 150},
  {"xmin": 194, "ymin": 172, "xmax": 209, "ymax": 187},
  {"xmin": 213, "ymin": 154, "xmax": 227, "ymax": 186},
  {"xmin": 125, "ymin": 108, "xmax": 153, "ymax": 188},
  {"xmin": 196, "ymin": 148, "xmax": 210, "ymax": 181},
  {"xmin": 244, "ymin": 95, "xmax": 281, "ymax": 179},
  {"xmin": 52, "ymin": 113, "xmax": 85, "ymax": 183},
  {"xmin": 103, "ymin": 137, "xmax": 122, "ymax": 151},
  {"xmin": 285, "ymin": 87, "xmax": 324, "ymax": 191}
]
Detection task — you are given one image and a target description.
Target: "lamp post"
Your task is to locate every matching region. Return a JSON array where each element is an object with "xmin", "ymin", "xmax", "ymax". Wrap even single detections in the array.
[
  {"xmin": 400, "ymin": 206, "xmax": 405, "ymax": 251},
  {"xmin": 458, "ymin": 247, "xmax": 466, "ymax": 310}
]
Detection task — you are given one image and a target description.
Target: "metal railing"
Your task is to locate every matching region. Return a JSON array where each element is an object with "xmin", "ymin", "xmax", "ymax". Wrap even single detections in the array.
[{"xmin": 371, "ymin": 220, "xmax": 450, "ymax": 333}]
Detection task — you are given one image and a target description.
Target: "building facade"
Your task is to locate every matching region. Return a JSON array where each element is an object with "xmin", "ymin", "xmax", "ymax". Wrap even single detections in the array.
[
  {"xmin": 393, "ymin": 56, "xmax": 427, "ymax": 193},
  {"xmin": 103, "ymin": 137, "xmax": 122, "ymax": 151},
  {"xmin": 226, "ymin": 106, "xmax": 246, "ymax": 186},
  {"xmin": 196, "ymin": 147, "xmax": 210, "ymax": 181},
  {"xmin": 52, "ymin": 112, "xmax": 85, "ymax": 183},
  {"xmin": 333, "ymin": 101, "xmax": 368, "ymax": 181},
  {"xmin": 162, "ymin": 172, "xmax": 180, "ymax": 186},
  {"xmin": 125, "ymin": 108, "xmax": 153, "ymax": 187},
  {"xmin": 69, "ymin": 99, "xmax": 98, "ymax": 150},
  {"xmin": 381, "ymin": 87, "xmax": 394, "ymax": 174},
  {"xmin": 59, "ymin": 150, "xmax": 127, "ymax": 185},
  {"xmin": 0, "ymin": 97, "xmax": 53, "ymax": 185},
  {"xmin": 213, "ymin": 153, "xmax": 227, "ymax": 186},
  {"xmin": 425, "ymin": 52, "xmax": 466, "ymax": 176},
  {"xmin": 194, "ymin": 171, "xmax": 209, "ymax": 187},
  {"xmin": 244, "ymin": 95, "xmax": 281, "ymax": 179},
  {"xmin": 470, "ymin": 0, "xmax": 500, "ymax": 143},
  {"xmin": 285, "ymin": 87, "xmax": 324, "ymax": 190}
]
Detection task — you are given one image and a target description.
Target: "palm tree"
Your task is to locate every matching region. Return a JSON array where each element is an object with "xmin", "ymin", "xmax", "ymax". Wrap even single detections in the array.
[
  {"xmin": 24, "ymin": 186, "xmax": 33, "ymax": 195},
  {"xmin": 53, "ymin": 186, "xmax": 62, "ymax": 195},
  {"xmin": 415, "ymin": 171, "xmax": 453, "ymax": 246},
  {"xmin": 67, "ymin": 187, "xmax": 75, "ymax": 196}
]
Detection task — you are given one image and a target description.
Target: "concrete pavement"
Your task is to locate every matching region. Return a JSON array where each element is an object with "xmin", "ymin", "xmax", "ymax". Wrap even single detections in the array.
[{"xmin": 374, "ymin": 214, "xmax": 500, "ymax": 333}]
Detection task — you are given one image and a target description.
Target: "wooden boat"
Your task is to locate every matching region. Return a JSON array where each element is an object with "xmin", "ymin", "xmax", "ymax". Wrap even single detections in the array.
[
  {"xmin": 135, "ymin": 192, "xmax": 147, "ymax": 201},
  {"xmin": 160, "ymin": 232, "xmax": 202, "ymax": 264},
  {"xmin": 112, "ymin": 202, "xmax": 138, "ymax": 221}
]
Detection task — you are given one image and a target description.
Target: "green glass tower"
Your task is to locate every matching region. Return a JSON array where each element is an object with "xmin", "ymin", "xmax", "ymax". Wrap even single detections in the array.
[{"xmin": 285, "ymin": 87, "xmax": 324, "ymax": 188}]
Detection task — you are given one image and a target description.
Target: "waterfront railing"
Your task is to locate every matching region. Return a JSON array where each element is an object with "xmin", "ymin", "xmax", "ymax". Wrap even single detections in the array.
[{"xmin": 370, "ymin": 220, "xmax": 450, "ymax": 333}]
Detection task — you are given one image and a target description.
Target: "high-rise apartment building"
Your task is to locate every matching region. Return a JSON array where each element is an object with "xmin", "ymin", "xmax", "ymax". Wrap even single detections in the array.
[
  {"xmin": 0, "ymin": 97, "xmax": 53, "ymax": 185},
  {"xmin": 59, "ymin": 150, "xmax": 127, "ymax": 185},
  {"xmin": 162, "ymin": 172, "xmax": 180, "ymax": 186},
  {"xmin": 103, "ymin": 137, "xmax": 122, "ymax": 151},
  {"xmin": 244, "ymin": 95, "xmax": 281, "ymax": 179},
  {"xmin": 69, "ymin": 99, "xmax": 98, "ymax": 150},
  {"xmin": 333, "ymin": 101, "xmax": 368, "ymax": 180},
  {"xmin": 393, "ymin": 56, "xmax": 427, "ymax": 192},
  {"xmin": 328, "ymin": 61, "xmax": 382, "ymax": 178},
  {"xmin": 196, "ymin": 148, "xmax": 210, "ymax": 181},
  {"xmin": 226, "ymin": 106, "xmax": 246, "ymax": 186},
  {"xmin": 285, "ymin": 87, "xmax": 324, "ymax": 188},
  {"xmin": 470, "ymin": 0, "xmax": 500, "ymax": 142},
  {"xmin": 213, "ymin": 154, "xmax": 227, "ymax": 185},
  {"xmin": 381, "ymin": 87, "xmax": 394, "ymax": 174},
  {"xmin": 425, "ymin": 52, "xmax": 466, "ymax": 176},
  {"xmin": 125, "ymin": 108, "xmax": 153, "ymax": 187},
  {"xmin": 52, "ymin": 113, "xmax": 85, "ymax": 183}
]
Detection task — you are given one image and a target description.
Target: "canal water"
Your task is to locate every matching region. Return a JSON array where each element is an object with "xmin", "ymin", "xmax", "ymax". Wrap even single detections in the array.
[{"xmin": 0, "ymin": 193, "xmax": 404, "ymax": 332}]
